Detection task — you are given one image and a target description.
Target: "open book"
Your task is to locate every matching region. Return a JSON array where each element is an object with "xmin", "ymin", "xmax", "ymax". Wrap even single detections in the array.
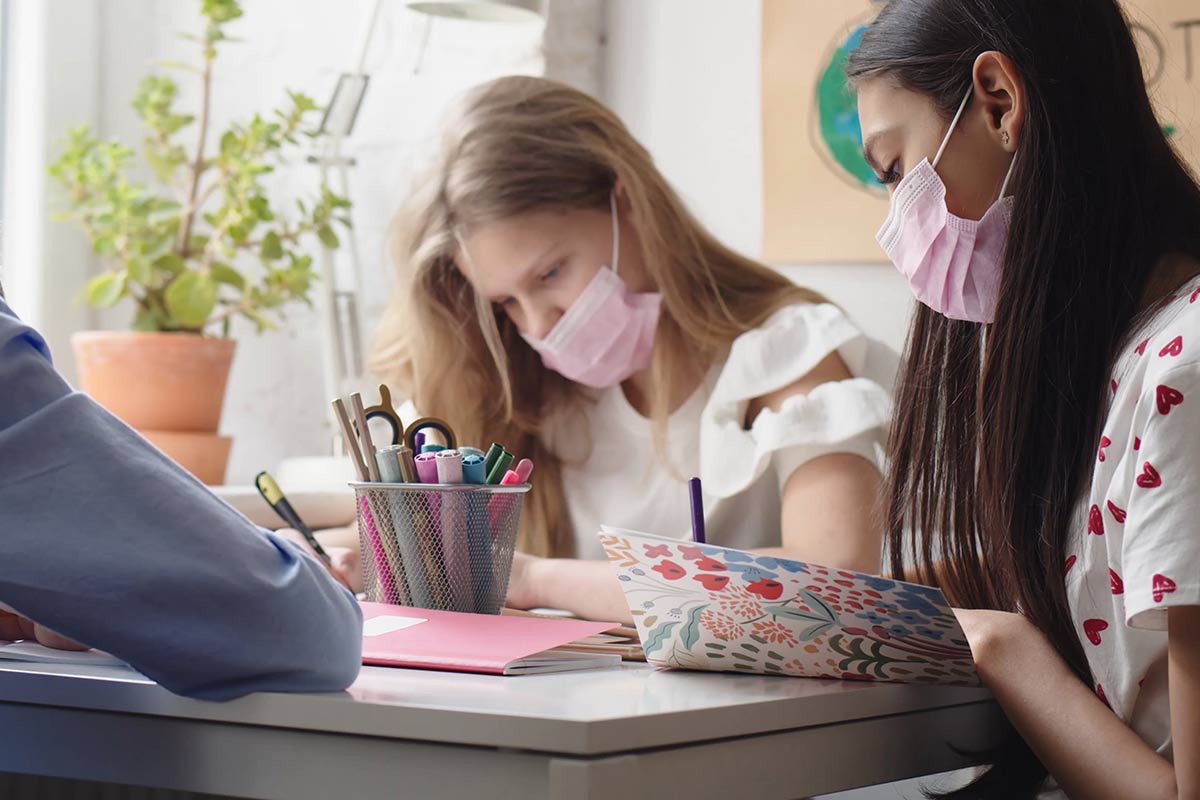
[
  {"xmin": 599, "ymin": 527, "xmax": 979, "ymax": 686},
  {"xmin": 361, "ymin": 603, "xmax": 622, "ymax": 675}
]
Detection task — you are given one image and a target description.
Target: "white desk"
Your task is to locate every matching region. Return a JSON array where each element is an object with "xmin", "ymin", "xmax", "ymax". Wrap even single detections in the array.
[{"xmin": 0, "ymin": 661, "xmax": 1005, "ymax": 799}]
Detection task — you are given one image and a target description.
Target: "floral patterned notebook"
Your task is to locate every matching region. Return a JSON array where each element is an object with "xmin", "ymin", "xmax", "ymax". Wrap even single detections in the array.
[{"xmin": 599, "ymin": 527, "xmax": 979, "ymax": 686}]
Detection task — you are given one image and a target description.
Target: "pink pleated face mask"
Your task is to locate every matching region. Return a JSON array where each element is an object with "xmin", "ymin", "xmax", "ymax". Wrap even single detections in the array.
[
  {"xmin": 520, "ymin": 193, "xmax": 662, "ymax": 388},
  {"xmin": 875, "ymin": 87, "xmax": 1017, "ymax": 324}
]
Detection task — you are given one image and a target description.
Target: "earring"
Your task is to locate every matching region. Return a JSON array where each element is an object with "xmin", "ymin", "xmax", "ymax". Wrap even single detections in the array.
[{"xmin": 1001, "ymin": 130, "xmax": 1011, "ymax": 146}]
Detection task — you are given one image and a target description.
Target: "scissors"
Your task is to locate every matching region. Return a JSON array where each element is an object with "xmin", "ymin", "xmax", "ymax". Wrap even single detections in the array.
[{"xmin": 363, "ymin": 383, "xmax": 458, "ymax": 452}]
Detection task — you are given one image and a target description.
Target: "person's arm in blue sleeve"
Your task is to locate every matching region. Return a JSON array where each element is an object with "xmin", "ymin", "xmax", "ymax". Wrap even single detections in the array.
[{"xmin": 0, "ymin": 299, "xmax": 362, "ymax": 700}]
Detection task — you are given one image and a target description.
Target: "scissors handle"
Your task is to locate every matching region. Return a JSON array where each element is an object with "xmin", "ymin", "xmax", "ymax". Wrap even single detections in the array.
[
  {"xmin": 404, "ymin": 416, "xmax": 458, "ymax": 452},
  {"xmin": 363, "ymin": 384, "xmax": 405, "ymax": 446}
]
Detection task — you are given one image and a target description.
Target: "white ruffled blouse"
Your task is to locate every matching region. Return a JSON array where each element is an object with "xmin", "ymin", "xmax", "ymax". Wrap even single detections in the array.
[{"xmin": 552, "ymin": 303, "xmax": 898, "ymax": 560}]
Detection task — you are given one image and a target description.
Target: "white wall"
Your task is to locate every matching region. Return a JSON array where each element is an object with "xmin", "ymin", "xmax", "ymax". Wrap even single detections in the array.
[
  {"xmin": 1, "ymin": 0, "xmax": 102, "ymax": 379},
  {"xmin": 602, "ymin": 0, "xmax": 915, "ymax": 352}
]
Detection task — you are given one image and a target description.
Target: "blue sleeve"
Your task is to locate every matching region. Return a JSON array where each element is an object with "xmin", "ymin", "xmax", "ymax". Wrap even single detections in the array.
[{"xmin": 0, "ymin": 300, "xmax": 362, "ymax": 700}]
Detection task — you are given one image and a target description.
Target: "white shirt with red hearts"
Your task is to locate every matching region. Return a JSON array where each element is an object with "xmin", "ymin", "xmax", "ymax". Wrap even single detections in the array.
[{"xmin": 1066, "ymin": 275, "xmax": 1200, "ymax": 763}]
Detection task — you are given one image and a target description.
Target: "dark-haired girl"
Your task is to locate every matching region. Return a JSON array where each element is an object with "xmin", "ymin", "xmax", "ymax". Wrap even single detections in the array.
[{"xmin": 848, "ymin": 0, "xmax": 1199, "ymax": 797}]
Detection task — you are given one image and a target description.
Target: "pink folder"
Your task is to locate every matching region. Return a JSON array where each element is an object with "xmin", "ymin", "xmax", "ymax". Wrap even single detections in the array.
[{"xmin": 360, "ymin": 602, "xmax": 622, "ymax": 675}]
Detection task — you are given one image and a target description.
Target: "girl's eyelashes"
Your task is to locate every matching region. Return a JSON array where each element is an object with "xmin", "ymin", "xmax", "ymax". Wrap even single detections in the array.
[
  {"xmin": 877, "ymin": 161, "xmax": 902, "ymax": 186},
  {"xmin": 494, "ymin": 260, "xmax": 565, "ymax": 309}
]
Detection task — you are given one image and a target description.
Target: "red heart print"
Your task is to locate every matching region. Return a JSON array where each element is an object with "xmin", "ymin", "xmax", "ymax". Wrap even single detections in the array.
[
  {"xmin": 1098, "ymin": 436, "xmax": 1111, "ymax": 462},
  {"xmin": 746, "ymin": 578, "xmax": 784, "ymax": 600},
  {"xmin": 1097, "ymin": 683, "xmax": 1111, "ymax": 709},
  {"xmin": 693, "ymin": 573, "xmax": 730, "ymax": 591},
  {"xmin": 1134, "ymin": 437, "xmax": 1142, "ymax": 451},
  {"xmin": 1158, "ymin": 294, "xmax": 1178, "ymax": 310},
  {"xmin": 1083, "ymin": 618, "xmax": 1108, "ymax": 646},
  {"xmin": 1136, "ymin": 338, "xmax": 1150, "ymax": 356},
  {"xmin": 1152, "ymin": 574, "xmax": 1176, "ymax": 603},
  {"xmin": 694, "ymin": 556, "xmax": 727, "ymax": 572},
  {"xmin": 1064, "ymin": 554, "xmax": 1077, "ymax": 576},
  {"xmin": 1109, "ymin": 568, "xmax": 1124, "ymax": 595},
  {"xmin": 1110, "ymin": 379, "xmax": 1118, "ymax": 395},
  {"xmin": 1192, "ymin": 286, "xmax": 1200, "ymax": 304},
  {"xmin": 1137, "ymin": 461, "xmax": 1162, "ymax": 489},
  {"xmin": 1088, "ymin": 504, "xmax": 1105, "ymax": 536},
  {"xmin": 1107, "ymin": 500, "xmax": 1127, "ymax": 524},
  {"xmin": 1156, "ymin": 385, "xmax": 1184, "ymax": 415},
  {"xmin": 652, "ymin": 560, "xmax": 686, "ymax": 580},
  {"xmin": 1159, "ymin": 336, "xmax": 1183, "ymax": 358}
]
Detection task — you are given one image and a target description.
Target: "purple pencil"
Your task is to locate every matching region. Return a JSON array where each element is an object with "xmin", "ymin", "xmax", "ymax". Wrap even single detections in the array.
[{"xmin": 688, "ymin": 477, "xmax": 706, "ymax": 544}]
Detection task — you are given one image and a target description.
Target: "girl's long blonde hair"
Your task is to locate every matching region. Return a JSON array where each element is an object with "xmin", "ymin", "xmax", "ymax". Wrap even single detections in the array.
[{"xmin": 371, "ymin": 76, "xmax": 823, "ymax": 557}]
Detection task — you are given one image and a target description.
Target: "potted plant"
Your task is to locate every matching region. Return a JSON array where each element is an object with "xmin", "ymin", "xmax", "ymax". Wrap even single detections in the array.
[{"xmin": 49, "ymin": 0, "xmax": 350, "ymax": 485}]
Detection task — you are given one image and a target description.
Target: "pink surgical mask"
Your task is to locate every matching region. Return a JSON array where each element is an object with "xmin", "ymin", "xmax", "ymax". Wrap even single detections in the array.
[
  {"xmin": 521, "ymin": 193, "xmax": 662, "ymax": 388},
  {"xmin": 876, "ymin": 87, "xmax": 1017, "ymax": 324}
]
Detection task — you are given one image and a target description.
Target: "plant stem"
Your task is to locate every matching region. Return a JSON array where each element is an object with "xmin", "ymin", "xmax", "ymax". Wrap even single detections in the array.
[{"xmin": 177, "ymin": 25, "xmax": 216, "ymax": 258}]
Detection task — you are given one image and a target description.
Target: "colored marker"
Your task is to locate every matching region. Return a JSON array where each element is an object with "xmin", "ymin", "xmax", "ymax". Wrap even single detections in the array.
[
  {"xmin": 414, "ymin": 452, "xmax": 440, "ymax": 483},
  {"xmin": 462, "ymin": 452, "xmax": 487, "ymax": 484},
  {"xmin": 499, "ymin": 458, "xmax": 534, "ymax": 486},
  {"xmin": 395, "ymin": 445, "xmax": 418, "ymax": 482},
  {"xmin": 421, "ymin": 443, "xmax": 446, "ymax": 454},
  {"xmin": 435, "ymin": 449, "xmax": 464, "ymax": 484},
  {"xmin": 485, "ymin": 449, "xmax": 514, "ymax": 485},
  {"xmin": 483, "ymin": 442, "xmax": 505, "ymax": 476},
  {"xmin": 255, "ymin": 471, "xmax": 332, "ymax": 567},
  {"xmin": 375, "ymin": 449, "xmax": 403, "ymax": 483}
]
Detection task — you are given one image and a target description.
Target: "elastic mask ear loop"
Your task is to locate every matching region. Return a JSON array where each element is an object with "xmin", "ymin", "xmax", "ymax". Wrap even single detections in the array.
[
  {"xmin": 932, "ymin": 86, "xmax": 974, "ymax": 170},
  {"xmin": 608, "ymin": 191, "xmax": 621, "ymax": 276}
]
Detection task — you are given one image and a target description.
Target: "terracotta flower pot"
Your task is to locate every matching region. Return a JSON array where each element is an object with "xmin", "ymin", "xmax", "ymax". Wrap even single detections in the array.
[
  {"xmin": 73, "ymin": 331, "xmax": 237, "ymax": 484},
  {"xmin": 140, "ymin": 431, "xmax": 234, "ymax": 486}
]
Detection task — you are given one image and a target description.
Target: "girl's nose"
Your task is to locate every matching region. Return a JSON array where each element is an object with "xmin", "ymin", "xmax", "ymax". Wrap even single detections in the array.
[{"xmin": 523, "ymin": 303, "xmax": 564, "ymax": 340}]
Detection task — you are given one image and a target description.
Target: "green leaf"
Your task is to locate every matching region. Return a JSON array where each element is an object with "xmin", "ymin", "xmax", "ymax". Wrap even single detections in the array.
[
  {"xmin": 164, "ymin": 270, "xmax": 217, "ymax": 328},
  {"xmin": 798, "ymin": 622, "xmax": 835, "ymax": 642},
  {"xmin": 316, "ymin": 224, "xmax": 339, "ymax": 249},
  {"xmin": 127, "ymin": 258, "xmax": 152, "ymax": 285},
  {"xmin": 241, "ymin": 307, "xmax": 277, "ymax": 333},
  {"xmin": 767, "ymin": 605, "xmax": 833, "ymax": 625},
  {"xmin": 202, "ymin": 0, "xmax": 243, "ymax": 25},
  {"xmin": 85, "ymin": 272, "xmax": 128, "ymax": 308},
  {"xmin": 153, "ymin": 253, "xmax": 186, "ymax": 275},
  {"xmin": 260, "ymin": 231, "xmax": 283, "ymax": 260},
  {"xmin": 132, "ymin": 306, "xmax": 163, "ymax": 332},
  {"xmin": 681, "ymin": 604, "xmax": 707, "ymax": 650},
  {"xmin": 210, "ymin": 262, "xmax": 246, "ymax": 290},
  {"xmin": 642, "ymin": 621, "xmax": 680, "ymax": 657}
]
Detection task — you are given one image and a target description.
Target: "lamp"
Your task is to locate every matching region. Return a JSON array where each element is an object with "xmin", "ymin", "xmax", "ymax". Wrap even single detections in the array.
[{"xmin": 309, "ymin": 0, "xmax": 545, "ymax": 458}]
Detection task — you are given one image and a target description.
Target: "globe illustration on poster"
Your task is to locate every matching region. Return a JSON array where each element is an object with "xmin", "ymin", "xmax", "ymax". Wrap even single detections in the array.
[{"xmin": 812, "ymin": 23, "xmax": 886, "ymax": 197}]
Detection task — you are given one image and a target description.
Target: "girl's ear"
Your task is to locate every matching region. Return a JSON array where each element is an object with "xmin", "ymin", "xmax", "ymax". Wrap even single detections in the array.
[
  {"xmin": 612, "ymin": 178, "xmax": 635, "ymax": 218},
  {"xmin": 972, "ymin": 51, "xmax": 1025, "ymax": 153}
]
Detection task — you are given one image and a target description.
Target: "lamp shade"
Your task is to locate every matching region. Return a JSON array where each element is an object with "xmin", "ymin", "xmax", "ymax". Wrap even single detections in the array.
[{"xmin": 405, "ymin": 0, "xmax": 544, "ymax": 22}]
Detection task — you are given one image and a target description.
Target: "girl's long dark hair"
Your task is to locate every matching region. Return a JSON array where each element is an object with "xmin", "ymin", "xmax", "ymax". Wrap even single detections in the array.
[{"xmin": 848, "ymin": 1, "xmax": 1200, "ymax": 797}]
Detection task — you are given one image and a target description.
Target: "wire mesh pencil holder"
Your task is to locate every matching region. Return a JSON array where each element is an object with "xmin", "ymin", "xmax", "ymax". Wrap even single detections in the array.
[{"xmin": 352, "ymin": 482, "xmax": 530, "ymax": 615}]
